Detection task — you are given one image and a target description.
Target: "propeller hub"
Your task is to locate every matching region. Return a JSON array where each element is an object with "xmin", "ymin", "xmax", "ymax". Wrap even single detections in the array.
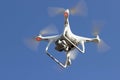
[
  {"xmin": 96, "ymin": 35, "xmax": 100, "ymax": 43},
  {"xmin": 64, "ymin": 12, "xmax": 68, "ymax": 17},
  {"xmin": 35, "ymin": 37, "xmax": 42, "ymax": 41}
]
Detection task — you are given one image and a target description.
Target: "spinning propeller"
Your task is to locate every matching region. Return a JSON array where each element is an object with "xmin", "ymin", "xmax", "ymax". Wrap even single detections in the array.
[
  {"xmin": 48, "ymin": 0, "xmax": 88, "ymax": 17},
  {"xmin": 68, "ymin": 49, "xmax": 78, "ymax": 60},
  {"xmin": 39, "ymin": 24, "xmax": 58, "ymax": 36},
  {"xmin": 24, "ymin": 25, "xmax": 58, "ymax": 51},
  {"xmin": 92, "ymin": 21, "xmax": 110, "ymax": 53}
]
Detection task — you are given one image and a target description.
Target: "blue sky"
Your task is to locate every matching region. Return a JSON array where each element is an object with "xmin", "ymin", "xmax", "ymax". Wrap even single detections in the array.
[{"xmin": 0, "ymin": 0, "xmax": 120, "ymax": 80}]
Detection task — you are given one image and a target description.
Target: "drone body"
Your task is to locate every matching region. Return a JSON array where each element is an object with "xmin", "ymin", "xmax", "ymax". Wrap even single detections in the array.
[
  {"xmin": 34, "ymin": 8, "xmax": 101, "ymax": 68},
  {"xmin": 25, "ymin": 0, "xmax": 109, "ymax": 69}
]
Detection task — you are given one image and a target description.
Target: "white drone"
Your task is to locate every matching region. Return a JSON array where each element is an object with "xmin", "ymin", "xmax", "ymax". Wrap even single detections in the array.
[{"xmin": 26, "ymin": 0, "xmax": 108, "ymax": 68}]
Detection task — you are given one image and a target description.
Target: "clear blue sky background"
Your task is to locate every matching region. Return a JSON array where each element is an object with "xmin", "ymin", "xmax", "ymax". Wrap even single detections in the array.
[{"xmin": 0, "ymin": 0, "xmax": 120, "ymax": 80}]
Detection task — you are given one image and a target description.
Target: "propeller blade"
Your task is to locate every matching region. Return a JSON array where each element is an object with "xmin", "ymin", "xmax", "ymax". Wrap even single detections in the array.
[
  {"xmin": 68, "ymin": 49, "xmax": 78, "ymax": 60},
  {"xmin": 40, "ymin": 24, "xmax": 58, "ymax": 35},
  {"xmin": 91, "ymin": 21, "xmax": 110, "ymax": 52},
  {"xmin": 24, "ymin": 37, "xmax": 39, "ymax": 51},
  {"xmin": 92, "ymin": 21, "xmax": 105, "ymax": 36},
  {"xmin": 48, "ymin": 7, "xmax": 65, "ymax": 17},
  {"xmin": 93, "ymin": 26, "xmax": 100, "ymax": 36},
  {"xmin": 70, "ymin": 0, "xmax": 88, "ymax": 16},
  {"xmin": 97, "ymin": 39, "xmax": 110, "ymax": 53}
]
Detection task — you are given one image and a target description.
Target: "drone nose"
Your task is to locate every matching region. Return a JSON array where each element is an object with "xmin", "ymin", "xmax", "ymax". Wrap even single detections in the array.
[
  {"xmin": 35, "ymin": 37, "xmax": 42, "ymax": 41},
  {"xmin": 64, "ymin": 12, "xmax": 68, "ymax": 17}
]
